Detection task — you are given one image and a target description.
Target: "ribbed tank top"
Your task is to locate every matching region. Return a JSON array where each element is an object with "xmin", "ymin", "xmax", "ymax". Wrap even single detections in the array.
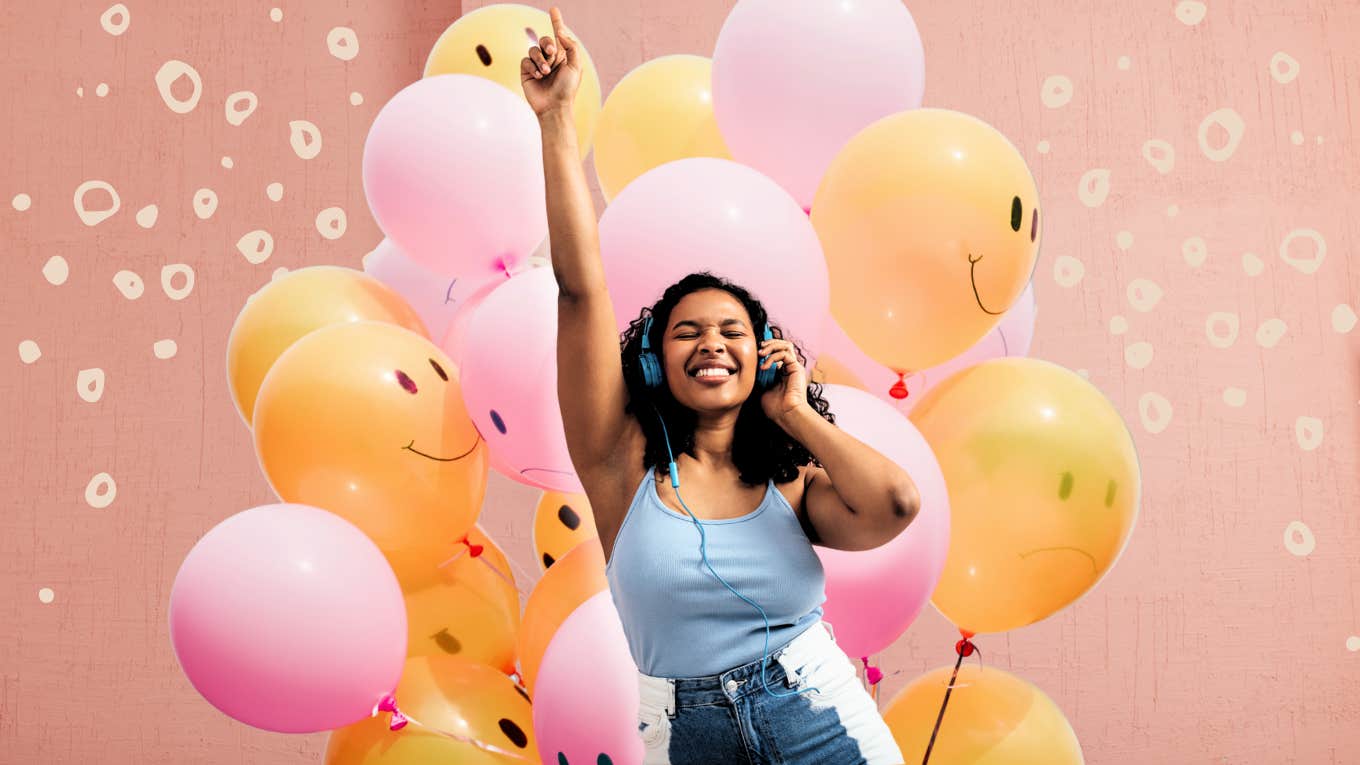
[{"xmin": 605, "ymin": 466, "xmax": 826, "ymax": 678}]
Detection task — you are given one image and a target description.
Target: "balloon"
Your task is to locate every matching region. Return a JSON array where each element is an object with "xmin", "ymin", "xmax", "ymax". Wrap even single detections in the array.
[
  {"xmin": 460, "ymin": 268, "xmax": 583, "ymax": 493},
  {"xmin": 883, "ymin": 665, "xmax": 1083, "ymax": 765},
  {"xmin": 170, "ymin": 504, "xmax": 405, "ymax": 733},
  {"xmin": 226, "ymin": 266, "xmax": 426, "ymax": 426},
  {"xmin": 532, "ymin": 490, "xmax": 598, "ymax": 571},
  {"xmin": 362, "ymin": 74, "xmax": 546, "ymax": 283},
  {"xmin": 593, "ymin": 55, "xmax": 730, "ymax": 202},
  {"xmin": 814, "ymin": 385, "xmax": 950, "ymax": 659},
  {"xmin": 253, "ymin": 321, "xmax": 488, "ymax": 587},
  {"xmin": 910, "ymin": 358, "xmax": 1139, "ymax": 634},
  {"xmin": 516, "ymin": 539, "xmax": 607, "ymax": 693},
  {"xmin": 403, "ymin": 526, "xmax": 519, "ymax": 675},
  {"xmin": 326, "ymin": 655, "xmax": 538, "ymax": 765},
  {"xmin": 363, "ymin": 238, "xmax": 495, "ymax": 344},
  {"xmin": 599, "ymin": 157, "xmax": 829, "ymax": 354},
  {"xmin": 424, "ymin": 3, "xmax": 602, "ymax": 159},
  {"xmin": 438, "ymin": 275, "xmax": 506, "ymax": 372},
  {"xmin": 812, "ymin": 109, "xmax": 1042, "ymax": 372},
  {"xmin": 712, "ymin": 0, "xmax": 924, "ymax": 209},
  {"xmin": 532, "ymin": 591, "xmax": 643, "ymax": 765},
  {"xmin": 815, "ymin": 283, "xmax": 1037, "ymax": 406}
]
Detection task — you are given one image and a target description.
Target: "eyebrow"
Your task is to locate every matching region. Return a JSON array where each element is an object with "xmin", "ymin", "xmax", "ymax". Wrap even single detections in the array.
[{"xmin": 670, "ymin": 318, "xmax": 748, "ymax": 331}]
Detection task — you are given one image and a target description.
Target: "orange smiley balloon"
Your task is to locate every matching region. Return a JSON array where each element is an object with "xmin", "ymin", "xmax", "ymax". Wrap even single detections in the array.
[
  {"xmin": 531, "ymin": 491, "xmax": 598, "ymax": 572},
  {"xmin": 253, "ymin": 321, "xmax": 488, "ymax": 586},
  {"xmin": 515, "ymin": 539, "xmax": 606, "ymax": 693}
]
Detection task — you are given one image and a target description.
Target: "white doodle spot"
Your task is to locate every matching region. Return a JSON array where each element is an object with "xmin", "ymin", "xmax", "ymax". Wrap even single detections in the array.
[
  {"xmin": 37, "ymin": 587, "xmax": 55, "ymax": 604},
  {"xmin": 350, "ymin": 91, "xmax": 364, "ymax": 106},
  {"xmin": 237, "ymin": 230, "xmax": 275, "ymax": 264},
  {"xmin": 1166, "ymin": 204, "xmax": 1180, "ymax": 217},
  {"xmin": 1270, "ymin": 52, "xmax": 1300, "ymax": 84},
  {"xmin": 1142, "ymin": 140, "xmax": 1175, "ymax": 174},
  {"xmin": 85, "ymin": 472, "xmax": 117, "ymax": 509},
  {"xmin": 76, "ymin": 86, "xmax": 85, "ymax": 98},
  {"xmin": 1040, "ymin": 75, "xmax": 1073, "ymax": 108},
  {"xmin": 1052, "ymin": 255, "xmax": 1085, "ymax": 287},
  {"xmin": 288, "ymin": 120, "xmax": 322, "ymax": 159},
  {"xmin": 327, "ymin": 27, "xmax": 359, "ymax": 61},
  {"xmin": 1077, "ymin": 168, "xmax": 1111, "ymax": 207},
  {"xmin": 1290, "ymin": 130, "xmax": 1304, "ymax": 145},
  {"xmin": 1331, "ymin": 305, "xmax": 1357, "ymax": 334},
  {"xmin": 135, "ymin": 204, "xmax": 158, "ymax": 228},
  {"xmin": 1125, "ymin": 342, "xmax": 1154, "ymax": 369},
  {"xmin": 77, "ymin": 368, "xmax": 105, "ymax": 403},
  {"xmin": 73, "ymin": 180, "xmax": 120, "ymax": 226},
  {"xmin": 1222, "ymin": 388, "xmax": 1247, "ymax": 407},
  {"xmin": 1295, "ymin": 416, "xmax": 1323, "ymax": 451},
  {"xmin": 1176, "ymin": 1, "xmax": 1206, "ymax": 25},
  {"xmin": 113, "ymin": 270, "xmax": 144, "ymax": 300},
  {"xmin": 221, "ymin": 156, "xmax": 234, "ymax": 169},
  {"xmin": 1205, "ymin": 312, "xmax": 1240, "ymax": 348},
  {"xmin": 1242, "ymin": 252, "xmax": 1264, "ymax": 276},
  {"xmin": 18, "ymin": 340, "xmax": 41, "ymax": 364},
  {"xmin": 270, "ymin": 7, "xmax": 282, "ymax": 22},
  {"xmin": 101, "ymin": 4, "xmax": 130, "ymax": 35},
  {"xmin": 315, "ymin": 207, "xmax": 347, "ymax": 240},
  {"xmin": 192, "ymin": 188, "xmax": 218, "ymax": 220},
  {"xmin": 225, "ymin": 91, "xmax": 259, "ymax": 126},
  {"xmin": 1256, "ymin": 318, "xmax": 1287, "ymax": 348},
  {"xmin": 1116, "ymin": 231, "xmax": 1133, "ymax": 250},
  {"xmin": 1117, "ymin": 56, "xmax": 1131, "ymax": 70},
  {"xmin": 1347, "ymin": 636, "xmax": 1360, "ymax": 652},
  {"xmin": 95, "ymin": 83, "xmax": 109, "ymax": 97},
  {"xmin": 155, "ymin": 60, "xmax": 203, "ymax": 114},
  {"xmin": 12, "ymin": 193, "xmax": 32, "ymax": 211},
  {"xmin": 1127, "ymin": 278, "xmax": 1163, "ymax": 312},
  {"xmin": 1198, "ymin": 108, "xmax": 1245, "ymax": 162},
  {"xmin": 1283, "ymin": 521, "xmax": 1315, "ymax": 557},
  {"xmin": 1279, "ymin": 228, "xmax": 1325, "ymax": 274},
  {"xmin": 43, "ymin": 256, "xmax": 69, "ymax": 285},
  {"xmin": 1182, "ymin": 236, "xmax": 1208, "ymax": 268},
  {"xmin": 153, "ymin": 339, "xmax": 178, "ymax": 359},
  {"xmin": 1316, "ymin": 135, "xmax": 1323, "ymax": 145},
  {"xmin": 161, "ymin": 264, "xmax": 195, "ymax": 300},
  {"xmin": 1138, "ymin": 392, "xmax": 1173, "ymax": 434},
  {"xmin": 266, "ymin": 182, "xmax": 283, "ymax": 202},
  {"xmin": 1109, "ymin": 315, "xmax": 1128, "ymax": 335}
]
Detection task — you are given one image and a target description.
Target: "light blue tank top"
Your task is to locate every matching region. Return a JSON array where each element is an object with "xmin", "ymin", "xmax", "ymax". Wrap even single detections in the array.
[{"xmin": 605, "ymin": 466, "xmax": 826, "ymax": 678}]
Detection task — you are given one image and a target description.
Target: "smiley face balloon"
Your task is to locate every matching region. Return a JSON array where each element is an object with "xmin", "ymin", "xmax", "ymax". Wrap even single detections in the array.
[
  {"xmin": 532, "ymin": 491, "xmax": 598, "ymax": 571},
  {"xmin": 253, "ymin": 321, "xmax": 487, "ymax": 586},
  {"xmin": 909, "ymin": 358, "xmax": 1139, "ymax": 635},
  {"xmin": 812, "ymin": 108, "xmax": 1042, "ymax": 373},
  {"xmin": 424, "ymin": 3, "xmax": 602, "ymax": 158}
]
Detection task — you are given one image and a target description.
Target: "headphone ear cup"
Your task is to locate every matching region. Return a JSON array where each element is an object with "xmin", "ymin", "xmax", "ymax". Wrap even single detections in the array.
[
  {"xmin": 640, "ymin": 350, "xmax": 663, "ymax": 389},
  {"xmin": 755, "ymin": 324, "xmax": 778, "ymax": 390}
]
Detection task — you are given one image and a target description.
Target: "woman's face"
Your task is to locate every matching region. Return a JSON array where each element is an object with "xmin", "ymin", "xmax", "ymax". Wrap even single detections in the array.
[{"xmin": 661, "ymin": 289, "xmax": 760, "ymax": 413}]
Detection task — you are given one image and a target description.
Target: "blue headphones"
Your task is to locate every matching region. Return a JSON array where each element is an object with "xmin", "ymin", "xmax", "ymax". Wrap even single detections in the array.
[{"xmin": 638, "ymin": 315, "xmax": 780, "ymax": 391}]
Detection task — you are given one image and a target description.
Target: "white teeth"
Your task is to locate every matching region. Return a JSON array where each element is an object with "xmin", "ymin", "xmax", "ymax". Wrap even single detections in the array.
[{"xmin": 695, "ymin": 368, "xmax": 731, "ymax": 378}]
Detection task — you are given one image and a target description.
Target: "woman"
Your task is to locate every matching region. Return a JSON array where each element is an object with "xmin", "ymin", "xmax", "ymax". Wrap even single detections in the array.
[{"xmin": 523, "ymin": 9, "xmax": 919, "ymax": 764}]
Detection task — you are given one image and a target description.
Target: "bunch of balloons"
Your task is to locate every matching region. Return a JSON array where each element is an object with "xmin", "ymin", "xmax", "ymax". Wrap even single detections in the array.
[{"xmin": 166, "ymin": 2, "xmax": 1141, "ymax": 763}]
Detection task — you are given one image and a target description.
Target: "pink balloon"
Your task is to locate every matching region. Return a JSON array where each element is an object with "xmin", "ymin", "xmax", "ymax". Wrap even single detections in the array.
[
  {"xmin": 533, "ymin": 591, "xmax": 644, "ymax": 765},
  {"xmin": 460, "ymin": 268, "xmax": 584, "ymax": 493},
  {"xmin": 438, "ymin": 274, "xmax": 505, "ymax": 368},
  {"xmin": 362, "ymin": 74, "xmax": 546, "ymax": 284},
  {"xmin": 363, "ymin": 238, "xmax": 488, "ymax": 342},
  {"xmin": 815, "ymin": 386, "xmax": 950, "ymax": 659},
  {"xmin": 599, "ymin": 158, "xmax": 829, "ymax": 355},
  {"xmin": 169, "ymin": 504, "xmax": 406, "ymax": 733},
  {"xmin": 713, "ymin": 0, "xmax": 925, "ymax": 209}
]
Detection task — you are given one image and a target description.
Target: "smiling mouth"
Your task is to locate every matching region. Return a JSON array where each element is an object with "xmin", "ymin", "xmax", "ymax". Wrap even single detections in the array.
[
  {"xmin": 1019, "ymin": 546, "xmax": 1098, "ymax": 573},
  {"xmin": 402, "ymin": 435, "xmax": 481, "ymax": 462},
  {"xmin": 969, "ymin": 253, "xmax": 1005, "ymax": 315}
]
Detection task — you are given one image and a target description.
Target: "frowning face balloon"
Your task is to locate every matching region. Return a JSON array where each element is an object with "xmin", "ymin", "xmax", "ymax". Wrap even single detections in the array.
[{"xmin": 253, "ymin": 321, "xmax": 487, "ymax": 586}]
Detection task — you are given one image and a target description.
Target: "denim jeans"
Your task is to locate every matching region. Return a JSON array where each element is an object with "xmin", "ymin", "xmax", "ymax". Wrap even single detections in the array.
[{"xmin": 635, "ymin": 622, "xmax": 904, "ymax": 764}]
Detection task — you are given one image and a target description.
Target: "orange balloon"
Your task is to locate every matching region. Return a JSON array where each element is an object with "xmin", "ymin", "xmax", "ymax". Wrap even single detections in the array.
[
  {"xmin": 325, "ymin": 655, "xmax": 537, "ymax": 765},
  {"xmin": 404, "ymin": 525, "xmax": 520, "ymax": 674},
  {"xmin": 910, "ymin": 358, "xmax": 1139, "ymax": 634},
  {"xmin": 531, "ymin": 491, "xmax": 598, "ymax": 571},
  {"xmin": 809, "ymin": 354, "xmax": 869, "ymax": 391},
  {"xmin": 812, "ymin": 109, "xmax": 1041, "ymax": 372},
  {"xmin": 883, "ymin": 664, "xmax": 1083, "ymax": 765},
  {"xmin": 226, "ymin": 266, "xmax": 427, "ymax": 426},
  {"xmin": 253, "ymin": 321, "xmax": 488, "ymax": 586},
  {"xmin": 515, "ymin": 539, "xmax": 606, "ymax": 693}
]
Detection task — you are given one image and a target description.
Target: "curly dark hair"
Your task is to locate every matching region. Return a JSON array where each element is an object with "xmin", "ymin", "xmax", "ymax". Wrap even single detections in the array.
[{"xmin": 618, "ymin": 272, "xmax": 835, "ymax": 487}]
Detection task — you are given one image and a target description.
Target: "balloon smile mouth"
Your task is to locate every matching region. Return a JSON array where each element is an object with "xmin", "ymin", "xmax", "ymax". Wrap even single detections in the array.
[
  {"xmin": 969, "ymin": 253, "xmax": 1005, "ymax": 316},
  {"xmin": 1019, "ymin": 545, "xmax": 1098, "ymax": 573},
  {"xmin": 520, "ymin": 467, "xmax": 578, "ymax": 480},
  {"xmin": 402, "ymin": 435, "xmax": 481, "ymax": 462}
]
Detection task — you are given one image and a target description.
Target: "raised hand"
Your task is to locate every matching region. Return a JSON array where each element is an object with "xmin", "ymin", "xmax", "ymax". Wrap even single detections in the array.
[{"xmin": 521, "ymin": 7, "xmax": 582, "ymax": 116}]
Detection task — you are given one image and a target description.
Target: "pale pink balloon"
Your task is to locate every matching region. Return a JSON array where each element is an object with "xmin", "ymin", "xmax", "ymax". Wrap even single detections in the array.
[
  {"xmin": 363, "ymin": 238, "xmax": 488, "ymax": 342},
  {"xmin": 362, "ymin": 74, "xmax": 546, "ymax": 282},
  {"xmin": 460, "ymin": 268, "xmax": 584, "ymax": 493},
  {"xmin": 169, "ymin": 504, "xmax": 406, "ymax": 733},
  {"xmin": 533, "ymin": 591, "xmax": 644, "ymax": 765},
  {"xmin": 598, "ymin": 158, "xmax": 829, "ymax": 356},
  {"xmin": 712, "ymin": 0, "xmax": 925, "ymax": 209},
  {"xmin": 816, "ymin": 385, "xmax": 950, "ymax": 660}
]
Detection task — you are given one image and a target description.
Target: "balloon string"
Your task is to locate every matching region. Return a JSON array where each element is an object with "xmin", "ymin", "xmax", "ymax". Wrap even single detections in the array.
[
  {"xmin": 921, "ymin": 637, "xmax": 980, "ymax": 765},
  {"xmin": 373, "ymin": 694, "xmax": 530, "ymax": 760}
]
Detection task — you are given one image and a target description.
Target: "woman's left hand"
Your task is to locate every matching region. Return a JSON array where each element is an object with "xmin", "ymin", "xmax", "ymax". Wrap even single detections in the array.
[{"xmin": 758, "ymin": 338, "xmax": 810, "ymax": 425}]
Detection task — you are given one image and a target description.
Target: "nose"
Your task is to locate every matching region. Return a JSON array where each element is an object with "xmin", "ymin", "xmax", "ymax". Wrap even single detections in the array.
[{"xmin": 697, "ymin": 328, "xmax": 727, "ymax": 354}]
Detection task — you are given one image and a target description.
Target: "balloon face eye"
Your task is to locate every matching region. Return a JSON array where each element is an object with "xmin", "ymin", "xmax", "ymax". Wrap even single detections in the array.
[
  {"xmin": 524, "ymin": 26, "xmax": 538, "ymax": 44},
  {"xmin": 1105, "ymin": 479, "xmax": 1118, "ymax": 508},
  {"xmin": 1031, "ymin": 208, "xmax": 1040, "ymax": 242},
  {"xmin": 498, "ymin": 718, "xmax": 529, "ymax": 748},
  {"xmin": 1058, "ymin": 471, "xmax": 1074, "ymax": 501},
  {"xmin": 1010, "ymin": 196, "xmax": 1023, "ymax": 232},
  {"xmin": 396, "ymin": 370, "xmax": 418, "ymax": 394},
  {"xmin": 475, "ymin": 44, "xmax": 492, "ymax": 66},
  {"xmin": 489, "ymin": 409, "xmax": 507, "ymax": 434},
  {"xmin": 558, "ymin": 504, "xmax": 581, "ymax": 530},
  {"xmin": 430, "ymin": 358, "xmax": 449, "ymax": 380}
]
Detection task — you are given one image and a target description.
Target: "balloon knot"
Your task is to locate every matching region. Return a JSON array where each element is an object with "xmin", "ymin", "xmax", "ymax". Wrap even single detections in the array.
[
  {"xmin": 460, "ymin": 535, "xmax": 484, "ymax": 557},
  {"xmin": 860, "ymin": 657, "xmax": 884, "ymax": 685},
  {"xmin": 889, "ymin": 374, "xmax": 909, "ymax": 400},
  {"xmin": 375, "ymin": 693, "xmax": 409, "ymax": 730},
  {"xmin": 954, "ymin": 638, "xmax": 977, "ymax": 658}
]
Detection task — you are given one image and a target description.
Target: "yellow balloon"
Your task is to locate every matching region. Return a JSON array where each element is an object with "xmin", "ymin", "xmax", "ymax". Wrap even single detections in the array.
[
  {"xmin": 326, "ymin": 655, "xmax": 537, "ymax": 765},
  {"xmin": 593, "ymin": 55, "xmax": 730, "ymax": 201},
  {"xmin": 531, "ymin": 490, "xmax": 597, "ymax": 571},
  {"xmin": 253, "ymin": 321, "xmax": 488, "ymax": 586},
  {"xmin": 812, "ymin": 109, "xmax": 1042, "ymax": 372},
  {"xmin": 404, "ymin": 526, "xmax": 519, "ymax": 675},
  {"xmin": 226, "ymin": 266, "xmax": 427, "ymax": 426},
  {"xmin": 883, "ymin": 664, "xmax": 1084, "ymax": 765},
  {"xmin": 909, "ymin": 358, "xmax": 1139, "ymax": 634},
  {"xmin": 424, "ymin": 3, "xmax": 602, "ymax": 158}
]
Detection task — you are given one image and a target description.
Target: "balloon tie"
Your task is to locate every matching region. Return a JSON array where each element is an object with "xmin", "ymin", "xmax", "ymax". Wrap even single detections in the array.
[
  {"xmin": 374, "ymin": 693, "xmax": 409, "ymax": 730},
  {"xmin": 889, "ymin": 373, "xmax": 909, "ymax": 400},
  {"xmin": 859, "ymin": 656, "xmax": 883, "ymax": 686},
  {"xmin": 921, "ymin": 633, "xmax": 981, "ymax": 765},
  {"xmin": 372, "ymin": 692, "xmax": 530, "ymax": 759}
]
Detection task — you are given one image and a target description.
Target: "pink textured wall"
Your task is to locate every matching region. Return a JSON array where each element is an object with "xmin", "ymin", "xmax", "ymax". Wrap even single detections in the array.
[{"xmin": 3, "ymin": 1, "xmax": 1358, "ymax": 763}]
